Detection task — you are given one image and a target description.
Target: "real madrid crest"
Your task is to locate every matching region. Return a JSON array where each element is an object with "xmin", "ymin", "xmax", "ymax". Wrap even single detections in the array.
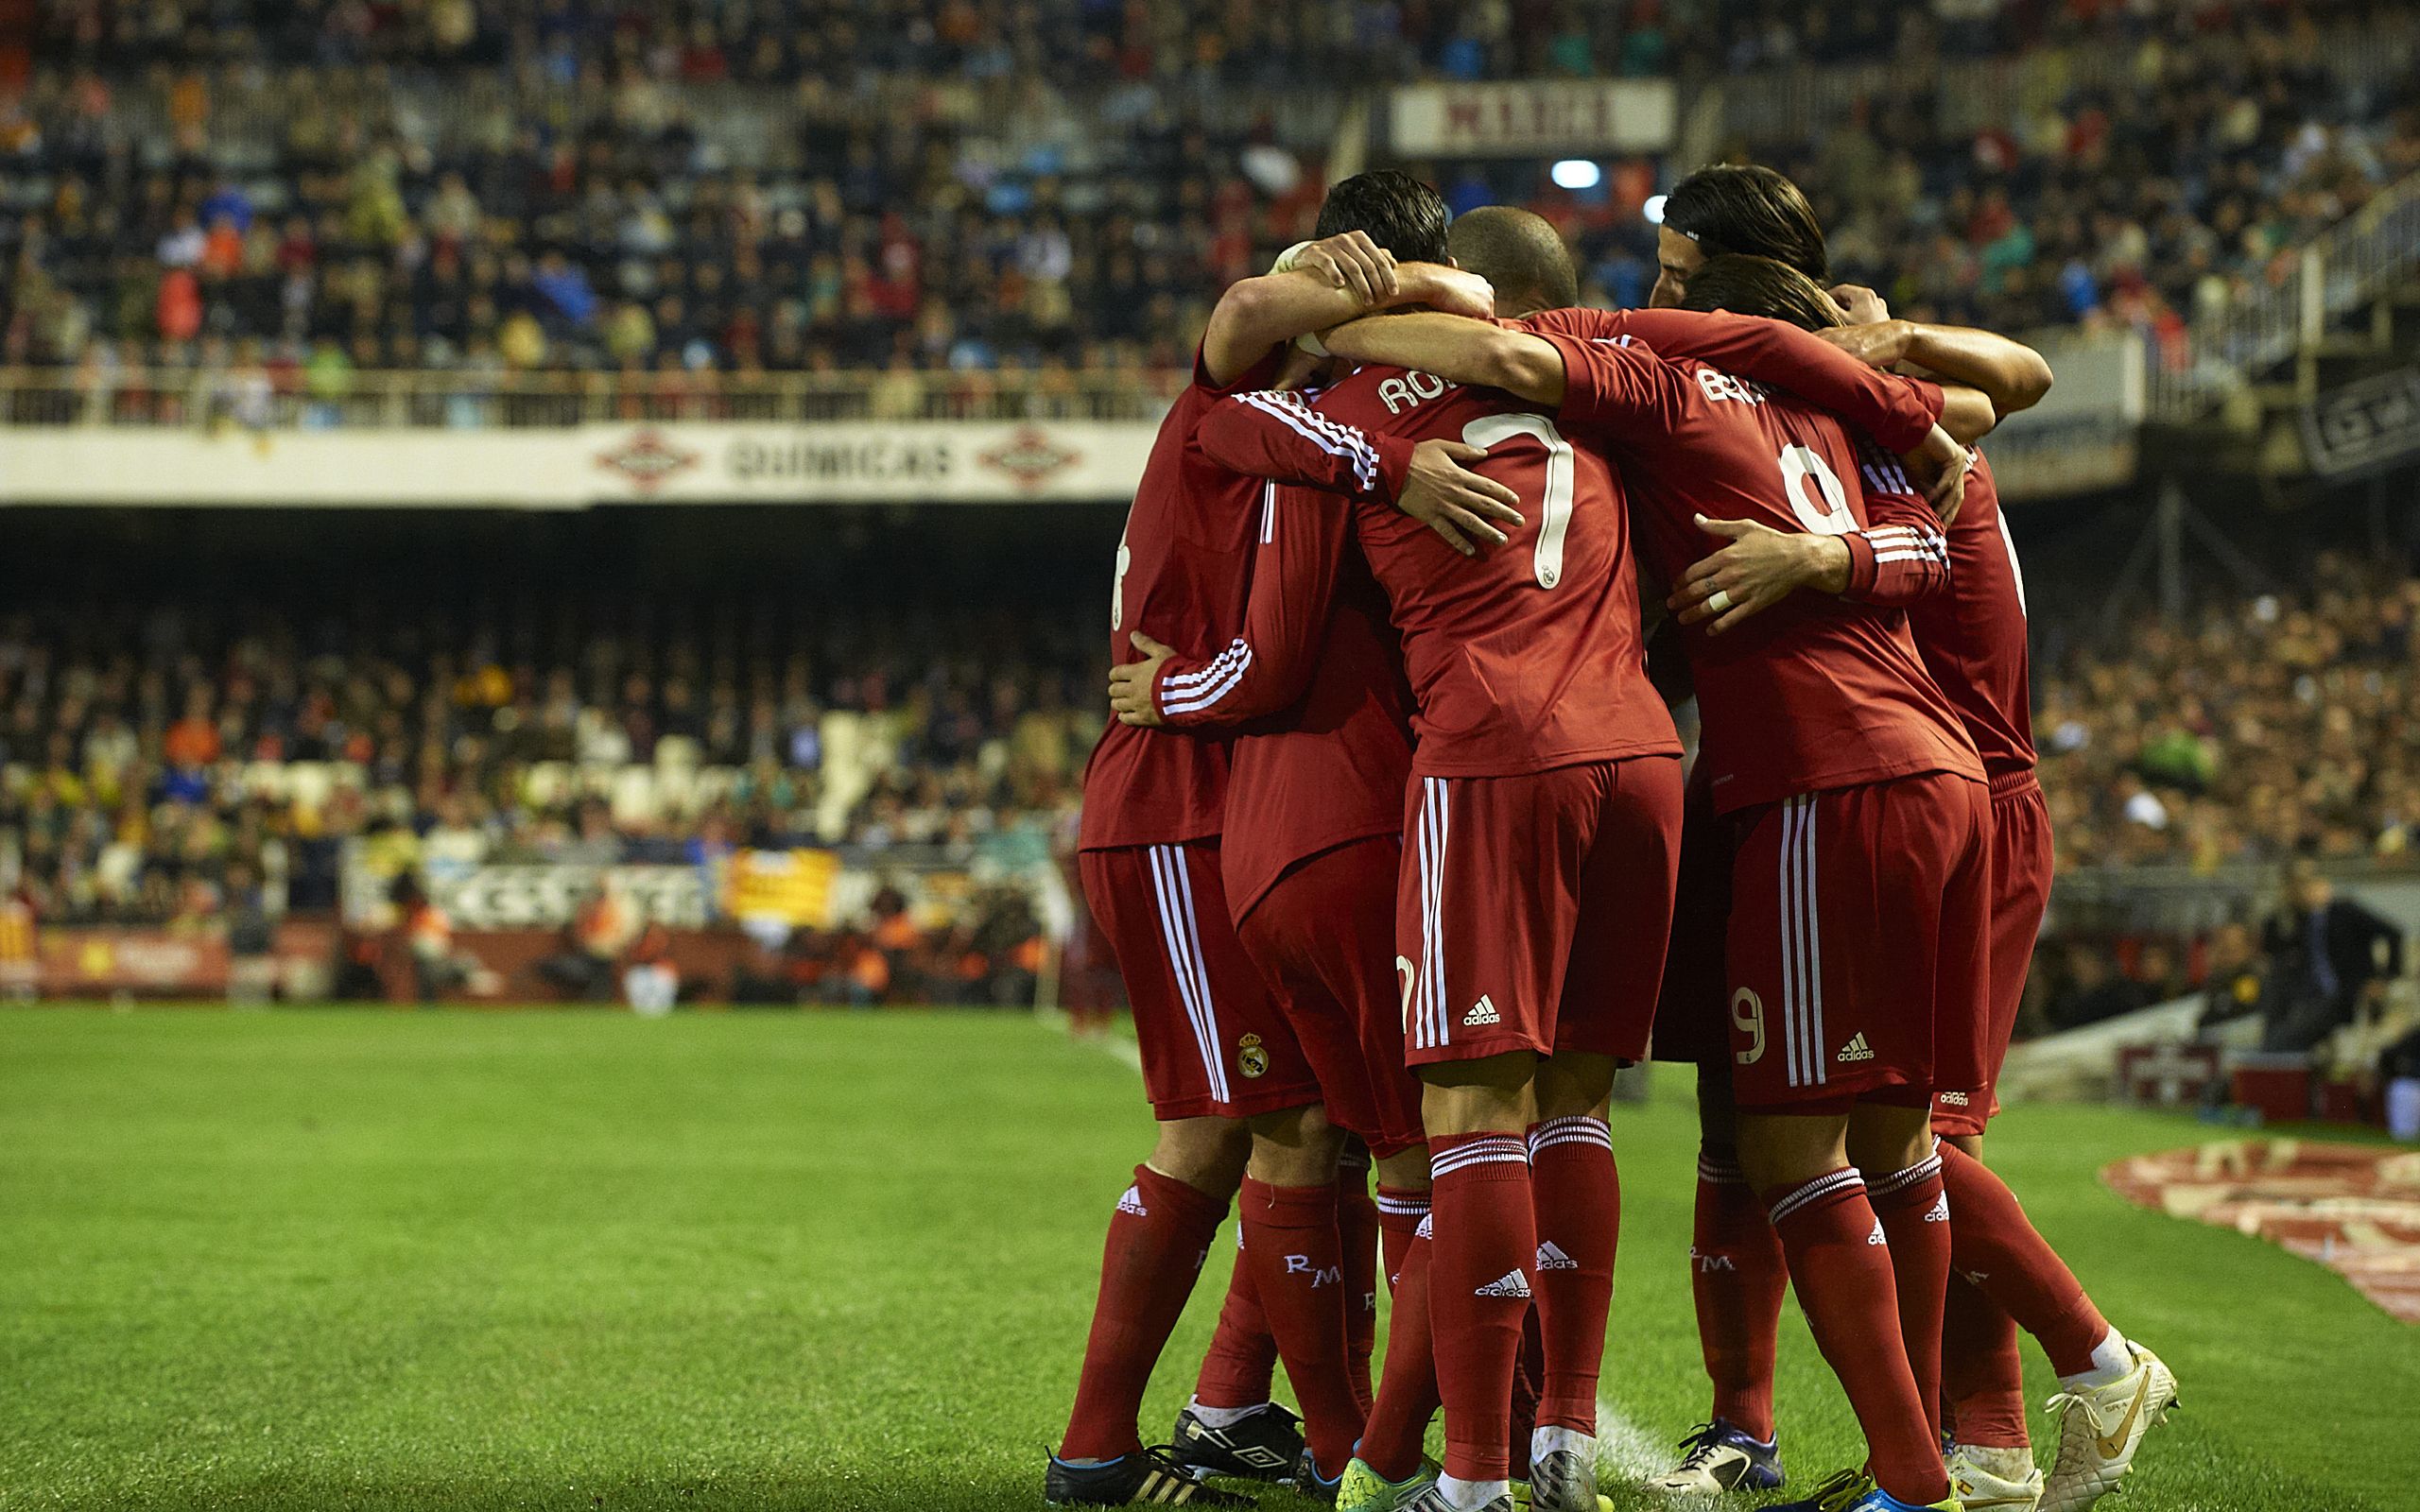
[{"xmin": 1236, "ymin": 1032, "xmax": 1269, "ymax": 1079}]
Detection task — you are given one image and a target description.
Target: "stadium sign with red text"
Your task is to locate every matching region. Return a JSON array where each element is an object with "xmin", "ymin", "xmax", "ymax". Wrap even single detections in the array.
[{"xmin": 1388, "ymin": 79, "xmax": 1677, "ymax": 157}]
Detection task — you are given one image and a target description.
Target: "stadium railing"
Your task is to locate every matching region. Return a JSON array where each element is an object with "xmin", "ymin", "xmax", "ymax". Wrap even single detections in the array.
[{"xmin": 2147, "ymin": 169, "xmax": 2420, "ymax": 424}]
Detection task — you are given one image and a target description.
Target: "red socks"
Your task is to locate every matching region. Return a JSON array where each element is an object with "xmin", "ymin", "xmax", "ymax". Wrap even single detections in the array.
[
  {"xmin": 1192, "ymin": 1233, "xmax": 1276, "ymax": 1412},
  {"xmin": 1762, "ymin": 1169, "xmax": 1949, "ymax": 1506},
  {"xmin": 1528, "ymin": 1116, "xmax": 1619, "ymax": 1435},
  {"xmin": 1938, "ymin": 1143, "xmax": 2114, "ymax": 1378},
  {"xmin": 1238, "ymin": 1177, "xmax": 1366, "ymax": 1477},
  {"xmin": 1692, "ymin": 1145, "xmax": 1785, "ymax": 1440},
  {"xmin": 1427, "ymin": 1132, "xmax": 1536, "ymax": 1484},
  {"xmin": 1060, "ymin": 1164, "xmax": 1230, "ymax": 1461},
  {"xmin": 1359, "ymin": 1211, "xmax": 1441, "ymax": 1481},
  {"xmin": 1942, "ymin": 1274, "xmax": 2030, "ymax": 1448},
  {"xmin": 1866, "ymin": 1145, "xmax": 1952, "ymax": 1444},
  {"xmin": 1338, "ymin": 1166, "xmax": 1382, "ymax": 1415}
]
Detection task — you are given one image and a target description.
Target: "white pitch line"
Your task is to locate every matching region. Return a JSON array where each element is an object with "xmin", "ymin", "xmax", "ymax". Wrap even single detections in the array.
[
  {"xmin": 1593, "ymin": 1396, "xmax": 1680, "ymax": 1486},
  {"xmin": 1038, "ymin": 1005, "xmax": 1145, "ymax": 1072}
]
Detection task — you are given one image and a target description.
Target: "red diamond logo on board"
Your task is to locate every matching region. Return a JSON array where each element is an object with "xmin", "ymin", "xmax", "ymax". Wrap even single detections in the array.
[
  {"xmin": 596, "ymin": 429, "xmax": 700, "ymax": 493},
  {"xmin": 977, "ymin": 425, "xmax": 1081, "ymax": 490}
]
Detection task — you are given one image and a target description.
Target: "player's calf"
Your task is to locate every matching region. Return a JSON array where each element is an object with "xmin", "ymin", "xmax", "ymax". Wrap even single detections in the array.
[
  {"xmin": 1419, "ymin": 1055, "xmax": 1540, "ymax": 1512},
  {"xmin": 1740, "ymin": 1108, "xmax": 1950, "ymax": 1510}
]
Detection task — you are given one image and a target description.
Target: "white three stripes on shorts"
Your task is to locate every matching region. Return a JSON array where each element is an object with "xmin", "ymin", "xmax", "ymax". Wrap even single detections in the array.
[
  {"xmin": 1777, "ymin": 794, "xmax": 1827, "ymax": 1089},
  {"xmin": 1410, "ymin": 776, "xmax": 1453, "ymax": 1051},
  {"xmin": 1147, "ymin": 845, "xmax": 1230, "ymax": 1103}
]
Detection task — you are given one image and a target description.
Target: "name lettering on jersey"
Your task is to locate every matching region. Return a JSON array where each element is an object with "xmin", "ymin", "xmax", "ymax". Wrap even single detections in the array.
[
  {"xmin": 1377, "ymin": 369, "xmax": 1461, "ymax": 416},
  {"xmin": 1695, "ymin": 368, "xmax": 1771, "ymax": 407}
]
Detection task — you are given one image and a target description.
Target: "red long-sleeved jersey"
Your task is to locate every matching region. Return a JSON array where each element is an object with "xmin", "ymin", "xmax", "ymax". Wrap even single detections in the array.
[
  {"xmin": 1542, "ymin": 330, "xmax": 1981, "ymax": 814},
  {"xmin": 1146, "ymin": 475, "xmax": 1414, "ymax": 920},
  {"xmin": 1908, "ymin": 449, "xmax": 2036, "ymax": 779},
  {"xmin": 1078, "ymin": 348, "xmax": 1418, "ymax": 852}
]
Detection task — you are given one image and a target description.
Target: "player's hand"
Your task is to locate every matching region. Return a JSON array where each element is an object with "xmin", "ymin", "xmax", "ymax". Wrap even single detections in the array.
[
  {"xmin": 1107, "ymin": 632, "xmax": 1175, "ymax": 727},
  {"xmin": 1409, "ymin": 265, "xmax": 1498, "ymax": 320},
  {"xmin": 1398, "ymin": 438, "xmax": 1524, "ymax": 558},
  {"xmin": 1812, "ymin": 318, "xmax": 1912, "ymax": 370},
  {"xmin": 1668, "ymin": 513, "xmax": 1848, "ymax": 635},
  {"xmin": 1296, "ymin": 231, "xmax": 1399, "ymax": 306},
  {"xmin": 1901, "ymin": 422, "xmax": 1969, "ymax": 524},
  {"xmin": 1830, "ymin": 284, "xmax": 1892, "ymax": 325}
]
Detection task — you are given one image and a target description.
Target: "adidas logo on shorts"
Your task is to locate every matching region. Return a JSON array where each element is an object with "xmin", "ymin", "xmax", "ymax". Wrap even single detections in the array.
[
  {"xmin": 1938, "ymin": 1090, "xmax": 1971, "ymax": 1106},
  {"xmin": 1115, "ymin": 1185, "xmax": 1148, "ymax": 1217},
  {"xmin": 1925, "ymin": 1193, "xmax": 1950, "ymax": 1223},
  {"xmin": 1463, "ymin": 995, "xmax": 1501, "ymax": 1027},
  {"xmin": 1867, "ymin": 1218, "xmax": 1888, "ymax": 1246},
  {"xmin": 1475, "ymin": 1268, "xmax": 1532, "ymax": 1298},
  {"xmin": 1535, "ymin": 1241, "xmax": 1579, "ymax": 1271},
  {"xmin": 1836, "ymin": 1032, "xmax": 1875, "ymax": 1063}
]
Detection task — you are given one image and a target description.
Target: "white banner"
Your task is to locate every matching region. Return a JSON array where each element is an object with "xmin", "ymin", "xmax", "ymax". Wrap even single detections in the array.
[
  {"xmin": 1979, "ymin": 332, "xmax": 2146, "ymax": 500},
  {"xmin": 0, "ymin": 421, "xmax": 1160, "ymax": 507},
  {"xmin": 427, "ymin": 865, "xmax": 711, "ymax": 930},
  {"xmin": 1390, "ymin": 79, "xmax": 1677, "ymax": 157}
]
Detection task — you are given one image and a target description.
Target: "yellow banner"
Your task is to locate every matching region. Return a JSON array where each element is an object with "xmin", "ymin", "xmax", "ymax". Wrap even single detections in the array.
[{"xmin": 723, "ymin": 849, "xmax": 841, "ymax": 928}]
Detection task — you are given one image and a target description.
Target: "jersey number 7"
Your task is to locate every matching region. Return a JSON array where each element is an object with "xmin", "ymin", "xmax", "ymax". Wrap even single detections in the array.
[{"xmin": 1461, "ymin": 414, "xmax": 1574, "ymax": 590}]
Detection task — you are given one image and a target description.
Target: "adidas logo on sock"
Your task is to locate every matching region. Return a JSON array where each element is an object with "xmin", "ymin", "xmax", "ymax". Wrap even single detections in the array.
[
  {"xmin": 1115, "ymin": 1186, "xmax": 1148, "ymax": 1217},
  {"xmin": 1463, "ymin": 995, "xmax": 1501, "ymax": 1027},
  {"xmin": 1836, "ymin": 1032, "xmax": 1875, "ymax": 1063},
  {"xmin": 1535, "ymin": 1241, "xmax": 1579, "ymax": 1271},
  {"xmin": 1475, "ymin": 1268, "xmax": 1532, "ymax": 1298},
  {"xmin": 1867, "ymin": 1218, "xmax": 1888, "ymax": 1246},
  {"xmin": 1925, "ymin": 1193, "xmax": 1951, "ymax": 1223}
]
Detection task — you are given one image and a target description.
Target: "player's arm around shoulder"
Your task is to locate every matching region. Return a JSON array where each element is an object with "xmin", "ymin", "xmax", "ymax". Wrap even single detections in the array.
[
  {"xmin": 1318, "ymin": 312, "xmax": 1568, "ymax": 405},
  {"xmin": 1199, "ymin": 235, "xmax": 1494, "ymax": 387},
  {"xmin": 1819, "ymin": 288, "xmax": 2052, "ymax": 445}
]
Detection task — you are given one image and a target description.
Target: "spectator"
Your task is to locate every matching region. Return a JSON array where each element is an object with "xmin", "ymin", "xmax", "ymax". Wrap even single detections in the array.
[
  {"xmin": 2048, "ymin": 941, "xmax": 2152, "ymax": 1030},
  {"xmin": 2257, "ymin": 861, "xmax": 2405, "ymax": 1052},
  {"xmin": 2195, "ymin": 920, "xmax": 2273, "ymax": 1035}
]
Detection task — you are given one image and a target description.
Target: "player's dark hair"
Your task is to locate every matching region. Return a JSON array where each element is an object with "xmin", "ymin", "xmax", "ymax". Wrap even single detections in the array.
[
  {"xmin": 1314, "ymin": 171, "xmax": 1451, "ymax": 265},
  {"xmin": 1446, "ymin": 205, "xmax": 1578, "ymax": 315},
  {"xmin": 1678, "ymin": 254, "xmax": 1844, "ymax": 333},
  {"xmin": 1661, "ymin": 163, "xmax": 1828, "ymax": 282}
]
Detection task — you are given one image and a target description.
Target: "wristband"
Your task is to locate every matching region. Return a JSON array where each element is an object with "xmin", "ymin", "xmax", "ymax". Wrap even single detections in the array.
[{"xmin": 1270, "ymin": 239, "xmax": 1315, "ymax": 275}]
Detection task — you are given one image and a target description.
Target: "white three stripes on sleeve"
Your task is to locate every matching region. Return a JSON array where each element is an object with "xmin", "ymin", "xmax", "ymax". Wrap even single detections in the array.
[
  {"xmin": 1159, "ymin": 637, "xmax": 1255, "ymax": 716},
  {"xmin": 1236, "ymin": 390, "xmax": 1379, "ymax": 495}
]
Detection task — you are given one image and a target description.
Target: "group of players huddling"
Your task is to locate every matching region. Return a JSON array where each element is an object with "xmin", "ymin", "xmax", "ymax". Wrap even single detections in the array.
[{"xmin": 1045, "ymin": 165, "xmax": 2179, "ymax": 1512}]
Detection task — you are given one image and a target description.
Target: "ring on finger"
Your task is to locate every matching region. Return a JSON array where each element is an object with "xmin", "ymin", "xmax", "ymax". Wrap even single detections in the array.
[{"xmin": 1705, "ymin": 588, "xmax": 1734, "ymax": 614}]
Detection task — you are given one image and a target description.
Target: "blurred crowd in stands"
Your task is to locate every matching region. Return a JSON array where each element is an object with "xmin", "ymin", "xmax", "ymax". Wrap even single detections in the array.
[
  {"xmin": 2, "ymin": 0, "xmax": 2413, "ymax": 405},
  {"xmin": 11, "ymin": 542, "xmax": 2420, "ymax": 1014},
  {"xmin": 2035, "ymin": 551, "xmax": 2420, "ymax": 871},
  {"xmin": 0, "ymin": 600, "xmax": 1086, "ymax": 1004}
]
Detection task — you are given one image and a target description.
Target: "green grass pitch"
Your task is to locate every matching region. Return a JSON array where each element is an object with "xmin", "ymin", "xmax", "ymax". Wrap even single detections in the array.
[{"xmin": 3, "ymin": 1008, "xmax": 2415, "ymax": 1511}]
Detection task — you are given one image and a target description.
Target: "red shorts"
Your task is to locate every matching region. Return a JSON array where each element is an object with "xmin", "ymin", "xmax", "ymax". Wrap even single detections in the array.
[
  {"xmin": 1080, "ymin": 841, "xmax": 1321, "ymax": 1121},
  {"xmin": 1935, "ymin": 771, "xmax": 2053, "ymax": 1137},
  {"xmin": 1649, "ymin": 764, "xmax": 1732, "ymax": 1067},
  {"xmin": 1236, "ymin": 835, "xmax": 1428, "ymax": 1158},
  {"xmin": 1397, "ymin": 756, "xmax": 1683, "ymax": 1069},
  {"xmin": 1725, "ymin": 771, "xmax": 1990, "ymax": 1112}
]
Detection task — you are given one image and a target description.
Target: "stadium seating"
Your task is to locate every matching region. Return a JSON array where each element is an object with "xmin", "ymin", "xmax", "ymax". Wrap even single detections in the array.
[{"xmin": 3, "ymin": 0, "xmax": 2412, "ymax": 401}]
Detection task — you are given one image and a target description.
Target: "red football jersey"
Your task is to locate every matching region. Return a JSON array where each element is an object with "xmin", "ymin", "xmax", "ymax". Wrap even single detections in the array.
[
  {"xmin": 1079, "ymin": 352, "xmax": 1417, "ymax": 851},
  {"xmin": 1908, "ymin": 449, "xmax": 2036, "ymax": 778},
  {"xmin": 1543, "ymin": 332, "xmax": 1982, "ymax": 814},
  {"xmin": 1524, "ymin": 305, "xmax": 1945, "ymax": 456},
  {"xmin": 1317, "ymin": 363, "xmax": 1681, "ymax": 777},
  {"xmin": 1147, "ymin": 477, "xmax": 1414, "ymax": 919}
]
